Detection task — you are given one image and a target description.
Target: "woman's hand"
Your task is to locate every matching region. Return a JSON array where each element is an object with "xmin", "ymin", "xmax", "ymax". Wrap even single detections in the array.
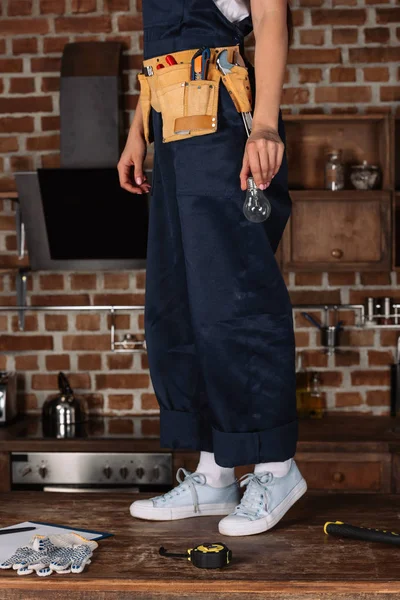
[
  {"xmin": 117, "ymin": 129, "xmax": 151, "ymax": 195},
  {"xmin": 240, "ymin": 126, "xmax": 285, "ymax": 192}
]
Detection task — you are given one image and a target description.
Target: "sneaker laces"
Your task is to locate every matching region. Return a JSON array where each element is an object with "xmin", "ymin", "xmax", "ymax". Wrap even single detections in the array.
[
  {"xmin": 234, "ymin": 472, "xmax": 273, "ymax": 520},
  {"xmin": 153, "ymin": 467, "xmax": 206, "ymax": 513}
]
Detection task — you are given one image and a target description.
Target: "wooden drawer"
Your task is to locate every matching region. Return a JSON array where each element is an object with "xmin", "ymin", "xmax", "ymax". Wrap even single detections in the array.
[{"xmin": 295, "ymin": 452, "xmax": 391, "ymax": 493}]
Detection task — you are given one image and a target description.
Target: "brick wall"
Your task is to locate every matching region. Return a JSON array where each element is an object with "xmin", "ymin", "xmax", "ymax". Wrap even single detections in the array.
[{"xmin": 0, "ymin": 0, "xmax": 399, "ymax": 417}]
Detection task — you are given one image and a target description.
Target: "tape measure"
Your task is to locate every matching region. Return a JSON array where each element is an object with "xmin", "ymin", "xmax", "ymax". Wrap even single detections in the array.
[{"xmin": 159, "ymin": 542, "xmax": 232, "ymax": 569}]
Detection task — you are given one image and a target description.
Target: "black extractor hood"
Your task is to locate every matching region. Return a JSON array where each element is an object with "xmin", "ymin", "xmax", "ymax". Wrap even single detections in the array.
[{"xmin": 14, "ymin": 42, "xmax": 149, "ymax": 271}]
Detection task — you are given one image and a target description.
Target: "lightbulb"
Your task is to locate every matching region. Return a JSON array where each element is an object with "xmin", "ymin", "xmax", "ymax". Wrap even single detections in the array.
[{"xmin": 243, "ymin": 177, "xmax": 271, "ymax": 223}]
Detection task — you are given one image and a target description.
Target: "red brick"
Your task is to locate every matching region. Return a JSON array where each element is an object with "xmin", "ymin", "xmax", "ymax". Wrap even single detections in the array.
[
  {"xmin": 294, "ymin": 310, "xmax": 323, "ymax": 328},
  {"xmin": 0, "ymin": 95, "xmax": 49, "ymax": 114},
  {"xmin": 0, "ymin": 315, "xmax": 7, "ymax": 331},
  {"xmin": 12, "ymin": 38, "xmax": 38, "ymax": 55},
  {"xmin": 363, "ymin": 67, "xmax": 389, "ymax": 83},
  {"xmin": 8, "ymin": 0, "xmax": 33, "ymax": 16},
  {"xmin": 311, "ymin": 9, "xmax": 366, "ymax": 25},
  {"xmin": 332, "ymin": 28, "xmax": 358, "ymax": 44},
  {"xmin": 104, "ymin": 0, "xmax": 129, "ymax": 10},
  {"xmin": 380, "ymin": 330, "xmax": 400, "ymax": 347},
  {"xmin": 287, "ymin": 48, "xmax": 342, "ymax": 65},
  {"xmin": 43, "ymin": 36, "xmax": 69, "ymax": 53},
  {"xmin": 292, "ymin": 10, "xmax": 304, "ymax": 26},
  {"xmin": 63, "ymin": 335, "xmax": 110, "ymax": 351},
  {"xmin": 341, "ymin": 329, "xmax": 374, "ymax": 347},
  {"xmin": 70, "ymin": 273, "xmax": 97, "ymax": 290},
  {"xmin": 107, "ymin": 354, "xmax": 133, "ymax": 369},
  {"xmin": 295, "ymin": 331, "xmax": 310, "ymax": 347},
  {"xmin": 96, "ymin": 373, "xmax": 149, "ymax": 389},
  {"xmin": 11, "ymin": 314, "xmax": 37, "ymax": 332},
  {"xmin": 9, "ymin": 77, "xmax": 35, "ymax": 94},
  {"xmin": 0, "ymin": 179, "xmax": 16, "ymax": 194},
  {"xmin": 320, "ymin": 371, "xmax": 343, "ymax": 387},
  {"xmin": 76, "ymin": 314, "xmax": 101, "ymax": 331},
  {"xmin": 109, "ymin": 419, "xmax": 134, "ymax": 434},
  {"xmin": 335, "ymin": 350, "xmax": 360, "ymax": 366},
  {"xmin": 39, "ymin": 274, "xmax": 64, "ymax": 290},
  {"xmin": 333, "ymin": 0, "xmax": 357, "ymax": 5},
  {"xmin": 330, "ymin": 67, "xmax": 356, "ymax": 83},
  {"xmin": 294, "ymin": 273, "xmax": 323, "ymax": 286},
  {"xmin": 26, "ymin": 133, "xmax": 60, "ymax": 151},
  {"xmin": 117, "ymin": 14, "xmax": 142, "ymax": 31},
  {"xmin": 41, "ymin": 115, "xmax": 60, "ymax": 131},
  {"xmin": 15, "ymin": 354, "xmax": 39, "ymax": 370},
  {"xmin": 0, "ymin": 137, "xmax": 19, "ymax": 153},
  {"xmin": 327, "ymin": 272, "xmax": 356, "ymax": 286},
  {"xmin": 31, "ymin": 294, "xmax": 90, "ymax": 306},
  {"xmin": 282, "ymin": 88, "xmax": 309, "ymax": 104},
  {"xmin": 0, "ymin": 17, "xmax": 48, "ymax": 35},
  {"xmin": 40, "ymin": 0, "xmax": 65, "ymax": 12},
  {"xmin": 108, "ymin": 394, "xmax": 133, "ymax": 410},
  {"xmin": 301, "ymin": 350, "xmax": 328, "ymax": 368},
  {"xmin": 381, "ymin": 87, "xmax": 400, "ymax": 102},
  {"xmin": 78, "ymin": 354, "xmax": 102, "ymax": 370},
  {"xmin": 366, "ymin": 390, "xmax": 390, "ymax": 407},
  {"xmin": 334, "ymin": 309, "xmax": 356, "ymax": 327},
  {"xmin": 0, "ymin": 40, "xmax": 5, "ymax": 53},
  {"xmin": 82, "ymin": 393, "xmax": 104, "ymax": 412},
  {"xmin": 0, "ymin": 355, "xmax": 7, "ymax": 370},
  {"xmin": 290, "ymin": 290, "xmax": 341, "ymax": 305},
  {"xmin": 315, "ymin": 86, "xmax": 371, "ymax": 103},
  {"xmin": 336, "ymin": 392, "xmax": 362, "ymax": 407},
  {"xmin": 106, "ymin": 313, "xmax": 131, "ymax": 330},
  {"xmin": 54, "ymin": 16, "xmax": 112, "ymax": 33},
  {"xmin": 299, "ymin": 29, "xmax": 325, "ymax": 45},
  {"xmin": 0, "ymin": 335, "xmax": 53, "ymax": 351},
  {"xmin": 41, "ymin": 77, "xmax": 60, "ymax": 92},
  {"xmin": 71, "ymin": 0, "xmax": 96, "ymax": 12},
  {"xmin": 68, "ymin": 373, "xmax": 91, "ymax": 389},
  {"xmin": 45, "ymin": 314, "xmax": 68, "ymax": 331},
  {"xmin": 141, "ymin": 418, "xmax": 160, "ymax": 437},
  {"xmin": 141, "ymin": 393, "xmax": 158, "ymax": 411},
  {"xmin": 45, "ymin": 354, "xmax": 70, "ymax": 371},
  {"xmin": 368, "ymin": 350, "xmax": 393, "ymax": 366},
  {"xmin": 5, "ymin": 234, "xmax": 16, "ymax": 251},
  {"xmin": 360, "ymin": 272, "xmax": 391, "ymax": 286},
  {"xmin": 349, "ymin": 47, "xmax": 400, "ymax": 63},
  {"xmin": 0, "ymin": 116, "xmax": 34, "ymax": 133},
  {"xmin": 376, "ymin": 8, "xmax": 400, "ymax": 24},
  {"xmin": 104, "ymin": 273, "xmax": 130, "ymax": 290},
  {"xmin": 141, "ymin": 353, "xmax": 148, "ymax": 369},
  {"xmin": 365, "ymin": 27, "xmax": 390, "ymax": 44},
  {"xmin": 93, "ymin": 293, "xmax": 144, "ymax": 305},
  {"xmin": 20, "ymin": 393, "xmax": 38, "ymax": 411},
  {"xmin": 41, "ymin": 153, "xmax": 61, "ymax": 168},
  {"xmin": 298, "ymin": 68, "xmax": 322, "ymax": 84},
  {"xmin": 351, "ymin": 370, "xmax": 390, "ymax": 386}
]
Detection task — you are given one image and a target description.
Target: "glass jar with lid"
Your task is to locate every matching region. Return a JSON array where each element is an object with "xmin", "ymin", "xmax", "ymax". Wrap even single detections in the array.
[{"xmin": 324, "ymin": 149, "xmax": 344, "ymax": 191}]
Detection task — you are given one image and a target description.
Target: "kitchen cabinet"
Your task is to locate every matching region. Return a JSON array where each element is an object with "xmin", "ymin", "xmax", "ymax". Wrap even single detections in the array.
[
  {"xmin": 281, "ymin": 190, "xmax": 391, "ymax": 271},
  {"xmin": 280, "ymin": 114, "xmax": 394, "ymax": 272}
]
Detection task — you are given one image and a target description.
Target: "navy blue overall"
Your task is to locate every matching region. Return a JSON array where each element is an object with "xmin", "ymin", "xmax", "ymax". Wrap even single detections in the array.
[{"xmin": 143, "ymin": 0, "xmax": 298, "ymax": 467}]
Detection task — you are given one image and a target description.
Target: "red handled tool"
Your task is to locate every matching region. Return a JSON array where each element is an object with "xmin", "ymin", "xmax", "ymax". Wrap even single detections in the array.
[{"xmin": 165, "ymin": 54, "xmax": 177, "ymax": 66}]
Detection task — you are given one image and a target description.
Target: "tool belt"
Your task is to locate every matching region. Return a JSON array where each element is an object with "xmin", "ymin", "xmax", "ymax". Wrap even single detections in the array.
[{"xmin": 137, "ymin": 45, "xmax": 252, "ymax": 144}]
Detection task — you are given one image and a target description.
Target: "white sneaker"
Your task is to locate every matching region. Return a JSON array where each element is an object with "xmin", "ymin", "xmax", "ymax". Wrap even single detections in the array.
[
  {"xmin": 130, "ymin": 467, "xmax": 240, "ymax": 521},
  {"xmin": 218, "ymin": 460, "xmax": 307, "ymax": 536}
]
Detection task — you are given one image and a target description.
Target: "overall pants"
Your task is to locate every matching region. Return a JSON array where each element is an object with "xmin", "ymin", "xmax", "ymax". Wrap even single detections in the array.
[{"xmin": 143, "ymin": 0, "xmax": 298, "ymax": 468}]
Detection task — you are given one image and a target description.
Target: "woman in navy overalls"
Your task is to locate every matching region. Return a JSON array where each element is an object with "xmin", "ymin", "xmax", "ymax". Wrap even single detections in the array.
[{"xmin": 118, "ymin": 0, "xmax": 307, "ymax": 536}]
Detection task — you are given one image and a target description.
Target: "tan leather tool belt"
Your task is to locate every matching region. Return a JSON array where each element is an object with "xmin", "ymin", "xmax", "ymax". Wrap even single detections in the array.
[{"xmin": 137, "ymin": 45, "xmax": 252, "ymax": 144}]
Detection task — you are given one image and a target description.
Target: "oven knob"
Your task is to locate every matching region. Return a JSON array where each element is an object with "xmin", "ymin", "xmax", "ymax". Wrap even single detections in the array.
[
  {"xmin": 103, "ymin": 465, "xmax": 112, "ymax": 479},
  {"xmin": 120, "ymin": 467, "xmax": 128, "ymax": 480},
  {"xmin": 39, "ymin": 465, "xmax": 47, "ymax": 479},
  {"xmin": 21, "ymin": 466, "xmax": 32, "ymax": 477},
  {"xmin": 153, "ymin": 466, "xmax": 160, "ymax": 480},
  {"xmin": 136, "ymin": 467, "xmax": 145, "ymax": 479}
]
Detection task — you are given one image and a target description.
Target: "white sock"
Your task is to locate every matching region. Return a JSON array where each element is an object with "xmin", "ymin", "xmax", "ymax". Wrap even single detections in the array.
[
  {"xmin": 195, "ymin": 451, "xmax": 235, "ymax": 488},
  {"xmin": 254, "ymin": 458, "xmax": 293, "ymax": 478}
]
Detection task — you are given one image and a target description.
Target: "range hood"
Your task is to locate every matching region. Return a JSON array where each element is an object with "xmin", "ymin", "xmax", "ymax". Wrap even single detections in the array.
[{"xmin": 14, "ymin": 42, "xmax": 148, "ymax": 271}]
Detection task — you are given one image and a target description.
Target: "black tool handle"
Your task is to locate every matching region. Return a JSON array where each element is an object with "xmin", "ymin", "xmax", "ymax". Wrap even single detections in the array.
[
  {"xmin": 325, "ymin": 521, "xmax": 400, "ymax": 546},
  {"xmin": 0, "ymin": 526, "xmax": 37, "ymax": 535}
]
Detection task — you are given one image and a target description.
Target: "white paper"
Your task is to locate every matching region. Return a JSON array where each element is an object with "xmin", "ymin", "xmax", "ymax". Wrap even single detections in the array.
[{"xmin": 0, "ymin": 521, "xmax": 106, "ymax": 564}]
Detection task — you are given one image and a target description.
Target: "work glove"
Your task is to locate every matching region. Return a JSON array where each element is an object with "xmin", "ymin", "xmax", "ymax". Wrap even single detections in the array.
[{"xmin": 0, "ymin": 532, "xmax": 98, "ymax": 577}]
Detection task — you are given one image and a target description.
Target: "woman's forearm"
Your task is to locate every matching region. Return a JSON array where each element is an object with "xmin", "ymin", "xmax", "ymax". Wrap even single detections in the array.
[
  {"xmin": 251, "ymin": 0, "xmax": 288, "ymax": 131},
  {"xmin": 129, "ymin": 95, "xmax": 145, "ymax": 139}
]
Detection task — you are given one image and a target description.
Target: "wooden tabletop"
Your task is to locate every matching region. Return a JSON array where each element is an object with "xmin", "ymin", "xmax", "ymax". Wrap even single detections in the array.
[{"xmin": 0, "ymin": 491, "xmax": 400, "ymax": 599}]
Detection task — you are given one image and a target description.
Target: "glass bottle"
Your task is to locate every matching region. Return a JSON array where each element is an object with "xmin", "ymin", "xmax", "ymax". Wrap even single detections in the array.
[
  {"xmin": 308, "ymin": 372, "xmax": 324, "ymax": 419},
  {"xmin": 295, "ymin": 353, "xmax": 311, "ymax": 419},
  {"xmin": 324, "ymin": 149, "xmax": 344, "ymax": 191}
]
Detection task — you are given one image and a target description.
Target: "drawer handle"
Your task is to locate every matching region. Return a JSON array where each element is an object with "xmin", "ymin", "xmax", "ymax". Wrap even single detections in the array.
[
  {"xmin": 331, "ymin": 248, "xmax": 343, "ymax": 259},
  {"xmin": 333, "ymin": 471, "xmax": 345, "ymax": 482}
]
